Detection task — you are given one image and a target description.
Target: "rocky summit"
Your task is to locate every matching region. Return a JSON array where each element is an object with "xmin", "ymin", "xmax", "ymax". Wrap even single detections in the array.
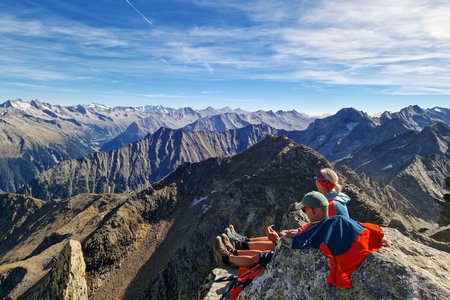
[
  {"xmin": 238, "ymin": 228, "xmax": 450, "ymax": 300},
  {"xmin": 0, "ymin": 135, "xmax": 449, "ymax": 299}
]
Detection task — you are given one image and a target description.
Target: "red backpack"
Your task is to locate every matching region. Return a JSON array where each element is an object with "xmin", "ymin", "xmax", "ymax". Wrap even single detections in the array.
[{"xmin": 214, "ymin": 264, "xmax": 266, "ymax": 300}]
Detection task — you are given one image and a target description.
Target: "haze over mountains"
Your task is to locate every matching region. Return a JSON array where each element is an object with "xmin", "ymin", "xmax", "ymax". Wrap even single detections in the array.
[{"xmin": 0, "ymin": 99, "xmax": 449, "ymax": 299}]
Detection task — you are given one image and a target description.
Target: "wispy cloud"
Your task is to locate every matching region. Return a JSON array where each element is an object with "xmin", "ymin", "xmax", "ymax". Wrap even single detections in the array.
[
  {"xmin": 5, "ymin": 82, "xmax": 52, "ymax": 89},
  {"xmin": 134, "ymin": 93, "xmax": 186, "ymax": 98},
  {"xmin": 380, "ymin": 86, "xmax": 450, "ymax": 95},
  {"xmin": 2, "ymin": 0, "xmax": 450, "ymax": 97}
]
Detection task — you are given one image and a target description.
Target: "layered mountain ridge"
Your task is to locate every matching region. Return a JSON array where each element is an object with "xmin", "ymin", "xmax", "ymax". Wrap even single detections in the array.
[
  {"xmin": 20, "ymin": 124, "xmax": 277, "ymax": 200},
  {"xmin": 101, "ymin": 109, "xmax": 314, "ymax": 151},
  {"xmin": 0, "ymin": 99, "xmax": 150, "ymax": 192}
]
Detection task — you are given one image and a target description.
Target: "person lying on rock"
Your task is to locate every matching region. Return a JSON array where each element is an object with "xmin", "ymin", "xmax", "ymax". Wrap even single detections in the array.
[
  {"xmin": 224, "ymin": 168, "xmax": 352, "ymax": 252},
  {"xmin": 216, "ymin": 191, "xmax": 383, "ymax": 288}
]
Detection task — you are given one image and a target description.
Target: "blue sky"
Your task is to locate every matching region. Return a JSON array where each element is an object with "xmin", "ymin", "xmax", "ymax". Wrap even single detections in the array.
[{"xmin": 1, "ymin": 0, "xmax": 449, "ymax": 115}]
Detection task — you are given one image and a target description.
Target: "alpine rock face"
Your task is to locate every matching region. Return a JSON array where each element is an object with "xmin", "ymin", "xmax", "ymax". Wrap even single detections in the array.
[
  {"xmin": 0, "ymin": 99, "xmax": 150, "ymax": 192},
  {"xmin": 380, "ymin": 105, "xmax": 450, "ymax": 131},
  {"xmin": 294, "ymin": 105, "xmax": 450, "ymax": 162},
  {"xmin": 99, "ymin": 107, "xmax": 202, "ymax": 152},
  {"xmin": 20, "ymin": 124, "xmax": 278, "ymax": 200},
  {"xmin": 0, "ymin": 100, "xmax": 264, "ymax": 192}
]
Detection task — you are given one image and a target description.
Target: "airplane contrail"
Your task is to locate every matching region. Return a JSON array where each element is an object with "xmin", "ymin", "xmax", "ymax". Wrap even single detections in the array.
[{"xmin": 125, "ymin": 0, "xmax": 152, "ymax": 25}]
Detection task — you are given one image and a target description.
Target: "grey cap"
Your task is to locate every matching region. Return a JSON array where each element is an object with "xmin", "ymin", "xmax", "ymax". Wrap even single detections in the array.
[{"xmin": 297, "ymin": 191, "xmax": 329, "ymax": 209}]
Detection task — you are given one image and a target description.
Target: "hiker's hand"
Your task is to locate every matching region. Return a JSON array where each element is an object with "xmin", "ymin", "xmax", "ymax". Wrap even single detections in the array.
[
  {"xmin": 265, "ymin": 225, "xmax": 273, "ymax": 237},
  {"xmin": 280, "ymin": 229, "xmax": 297, "ymax": 237},
  {"xmin": 266, "ymin": 225, "xmax": 280, "ymax": 243}
]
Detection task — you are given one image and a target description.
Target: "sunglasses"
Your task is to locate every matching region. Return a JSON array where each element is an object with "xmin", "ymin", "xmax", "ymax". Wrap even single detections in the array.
[{"xmin": 314, "ymin": 174, "xmax": 333, "ymax": 185}]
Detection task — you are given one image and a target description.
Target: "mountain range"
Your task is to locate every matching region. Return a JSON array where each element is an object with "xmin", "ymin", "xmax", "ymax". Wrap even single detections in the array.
[
  {"xmin": 0, "ymin": 99, "xmax": 153, "ymax": 192},
  {"xmin": 1, "ymin": 99, "xmax": 450, "ymax": 299},
  {"xmin": 100, "ymin": 109, "xmax": 313, "ymax": 152},
  {"xmin": 17, "ymin": 105, "xmax": 450, "ymax": 223},
  {"xmin": 0, "ymin": 99, "xmax": 311, "ymax": 192}
]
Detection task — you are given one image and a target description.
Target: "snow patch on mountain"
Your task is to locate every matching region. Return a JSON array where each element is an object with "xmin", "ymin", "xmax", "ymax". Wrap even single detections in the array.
[
  {"xmin": 345, "ymin": 121, "xmax": 359, "ymax": 131},
  {"xmin": 192, "ymin": 196, "xmax": 208, "ymax": 207}
]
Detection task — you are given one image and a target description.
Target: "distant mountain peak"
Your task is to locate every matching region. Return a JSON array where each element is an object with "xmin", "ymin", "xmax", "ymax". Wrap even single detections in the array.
[
  {"xmin": 399, "ymin": 104, "xmax": 425, "ymax": 115},
  {"xmin": 86, "ymin": 103, "xmax": 110, "ymax": 110},
  {"xmin": 432, "ymin": 107, "xmax": 445, "ymax": 112},
  {"xmin": 1, "ymin": 99, "xmax": 32, "ymax": 110}
]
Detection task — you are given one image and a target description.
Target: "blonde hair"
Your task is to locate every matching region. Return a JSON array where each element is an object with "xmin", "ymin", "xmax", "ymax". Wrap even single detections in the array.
[{"xmin": 320, "ymin": 168, "xmax": 342, "ymax": 194}]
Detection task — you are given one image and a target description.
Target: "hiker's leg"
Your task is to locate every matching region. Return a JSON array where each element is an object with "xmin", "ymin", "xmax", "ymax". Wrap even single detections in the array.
[
  {"xmin": 248, "ymin": 236, "xmax": 270, "ymax": 241},
  {"xmin": 229, "ymin": 254, "xmax": 260, "ymax": 268},
  {"xmin": 236, "ymin": 250, "xmax": 262, "ymax": 256},
  {"xmin": 248, "ymin": 241, "xmax": 276, "ymax": 251}
]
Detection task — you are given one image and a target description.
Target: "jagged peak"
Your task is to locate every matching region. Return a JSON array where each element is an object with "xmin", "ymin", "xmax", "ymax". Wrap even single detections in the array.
[
  {"xmin": 399, "ymin": 104, "xmax": 426, "ymax": 115},
  {"xmin": 380, "ymin": 110, "xmax": 393, "ymax": 120},
  {"xmin": 314, "ymin": 107, "xmax": 368, "ymax": 125},
  {"xmin": 335, "ymin": 107, "xmax": 365, "ymax": 116}
]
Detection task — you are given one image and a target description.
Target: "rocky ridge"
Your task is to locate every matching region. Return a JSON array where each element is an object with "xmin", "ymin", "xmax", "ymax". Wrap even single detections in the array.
[
  {"xmin": 102, "ymin": 109, "xmax": 314, "ymax": 151},
  {"xmin": 20, "ymin": 124, "xmax": 277, "ymax": 200}
]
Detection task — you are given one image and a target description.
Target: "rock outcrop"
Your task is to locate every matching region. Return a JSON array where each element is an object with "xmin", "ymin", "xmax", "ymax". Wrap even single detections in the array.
[
  {"xmin": 239, "ymin": 228, "xmax": 450, "ymax": 299},
  {"xmin": 38, "ymin": 239, "xmax": 88, "ymax": 300}
]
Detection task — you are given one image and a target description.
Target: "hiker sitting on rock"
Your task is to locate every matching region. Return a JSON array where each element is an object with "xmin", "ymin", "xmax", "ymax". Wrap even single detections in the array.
[
  {"xmin": 224, "ymin": 168, "xmax": 351, "ymax": 252},
  {"xmin": 314, "ymin": 168, "xmax": 351, "ymax": 217},
  {"xmin": 216, "ymin": 191, "xmax": 383, "ymax": 288}
]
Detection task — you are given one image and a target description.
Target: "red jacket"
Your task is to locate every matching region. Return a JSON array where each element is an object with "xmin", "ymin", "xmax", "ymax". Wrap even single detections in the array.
[{"xmin": 292, "ymin": 216, "xmax": 383, "ymax": 288}]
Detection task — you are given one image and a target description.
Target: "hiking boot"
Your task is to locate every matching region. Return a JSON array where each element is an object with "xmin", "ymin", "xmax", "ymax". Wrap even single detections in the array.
[
  {"xmin": 229, "ymin": 224, "xmax": 238, "ymax": 235},
  {"xmin": 215, "ymin": 236, "xmax": 231, "ymax": 265},
  {"xmin": 224, "ymin": 232, "xmax": 249, "ymax": 250},
  {"xmin": 225, "ymin": 227, "xmax": 245, "ymax": 242},
  {"xmin": 229, "ymin": 225, "xmax": 248, "ymax": 241},
  {"xmin": 221, "ymin": 234, "xmax": 235, "ymax": 251}
]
